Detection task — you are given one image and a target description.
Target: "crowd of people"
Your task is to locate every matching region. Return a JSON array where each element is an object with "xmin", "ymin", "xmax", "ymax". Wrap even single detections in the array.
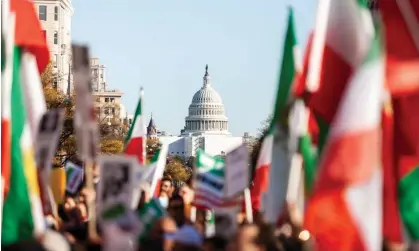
[
  {"xmin": 2, "ymin": 169, "xmax": 321, "ymax": 251},
  {"xmin": 4, "ymin": 172, "xmax": 416, "ymax": 251}
]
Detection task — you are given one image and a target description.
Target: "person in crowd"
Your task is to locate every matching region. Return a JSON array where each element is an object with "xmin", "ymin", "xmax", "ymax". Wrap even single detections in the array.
[
  {"xmin": 233, "ymin": 223, "xmax": 284, "ymax": 251},
  {"xmin": 158, "ymin": 190, "xmax": 170, "ymax": 208},
  {"xmin": 160, "ymin": 176, "xmax": 174, "ymax": 198},
  {"xmin": 168, "ymin": 195, "xmax": 187, "ymax": 228}
]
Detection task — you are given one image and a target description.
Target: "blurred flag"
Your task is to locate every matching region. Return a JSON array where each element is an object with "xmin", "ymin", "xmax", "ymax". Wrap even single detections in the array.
[
  {"xmin": 250, "ymin": 7, "xmax": 300, "ymax": 215},
  {"xmin": 304, "ymin": 15, "xmax": 383, "ymax": 251},
  {"xmin": 124, "ymin": 88, "xmax": 146, "ymax": 165},
  {"xmin": 1, "ymin": 0, "xmax": 50, "ymax": 244}
]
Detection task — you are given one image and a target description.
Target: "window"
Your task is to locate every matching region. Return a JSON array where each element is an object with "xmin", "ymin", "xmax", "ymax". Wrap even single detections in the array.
[
  {"xmin": 53, "ymin": 31, "xmax": 58, "ymax": 44},
  {"xmin": 41, "ymin": 30, "xmax": 46, "ymax": 40},
  {"xmin": 53, "ymin": 81, "xmax": 58, "ymax": 89},
  {"xmin": 54, "ymin": 6, "xmax": 58, "ymax": 21},
  {"xmin": 39, "ymin": 5, "xmax": 47, "ymax": 21},
  {"xmin": 93, "ymin": 69, "xmax": 98, "ymax": 77},
  {"xmin": 105, "ymin": 98, "xmax": 109, "ymax": 103},
  {"xmin": 104, "ymin": 108, "xmax": 109, "ymax": 115},
  {"xmin": 111, "ymin": 108, "xmax": 115, "ymax": 114},
  {"xmin": 110, "ymin": 98, "xmax": 115, "ymax": 103},
  {"xmin": 54, "ymin": 54, "xmax": 58, "ymax": 68}
]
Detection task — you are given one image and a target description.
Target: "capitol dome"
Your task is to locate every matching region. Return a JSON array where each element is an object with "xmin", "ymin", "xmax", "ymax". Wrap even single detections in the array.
[{"xmin": 182, "ymin": 65, "xmax": 229, "ymax": 135}]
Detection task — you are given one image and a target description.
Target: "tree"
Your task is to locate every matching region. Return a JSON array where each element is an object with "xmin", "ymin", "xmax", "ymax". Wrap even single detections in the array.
[
  {"xmin": 146, "ymin": 138, "xmax": 162, "ymax": 162},
  {"xmin": 164, "ymin": 157, "xmax": 191, "ymax": 182},
  {"xmin": 41, "ymin": 62, "xmax": 129, "ymax": 165},
  {"xmin": 170, "ymin": 155, "xmax": 185, "ymax": 164},
  {"xmin": 42, "ymin": 63, "xmax": 77, "ymax": 166},
  {"xmin": 100, "ymin": 139, "xmax": 124, "ymax": 154}
]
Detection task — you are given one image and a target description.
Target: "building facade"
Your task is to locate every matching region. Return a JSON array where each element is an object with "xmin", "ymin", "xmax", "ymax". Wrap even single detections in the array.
[
  {"xmin": 150, "ymin": 65, "xmax": 251, "ymax": 158},
  {"xmin": 90, "ymin": 57, "xmax": 107, "ymax": 92},
  {"xmin": 93, "ymin": 89, "xmax": 124, "ymax": 124},
  {"xmin": 33, "ymin": 0, "xmax": 74, "ymax": 93}
]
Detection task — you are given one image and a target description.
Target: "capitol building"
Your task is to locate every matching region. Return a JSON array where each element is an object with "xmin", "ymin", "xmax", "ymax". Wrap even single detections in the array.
[{"xmin": 148, "ymin": 65, "xmax": 252, "ymax": 158}]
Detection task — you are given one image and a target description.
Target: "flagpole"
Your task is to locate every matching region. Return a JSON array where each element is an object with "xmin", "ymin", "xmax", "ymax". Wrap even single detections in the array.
[
  {"xmin": 139, "ymin": 87, "xmax": 146, "ymax": 166},
  {"xmin": 244, "ymin": 188, "xmax": 253, "ymax": 223}
]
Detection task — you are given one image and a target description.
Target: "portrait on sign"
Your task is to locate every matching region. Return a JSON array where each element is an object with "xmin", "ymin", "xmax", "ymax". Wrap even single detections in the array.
[
  {"xmin": 39, "ymin": 110, "xmax": 60, "ymax": 133},
  {"xmin": 97, "ymin": 156, "xmax": 137, "ymax": 223},
  {"xmin": 101, "ymin": 162, "xmax": 130, "ymax": 201}
]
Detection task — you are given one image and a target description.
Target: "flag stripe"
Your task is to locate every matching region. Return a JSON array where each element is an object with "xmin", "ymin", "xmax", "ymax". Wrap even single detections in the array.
[{"xmin": 381, "ymin": 0, "xmax": 419, "ymax": 95}]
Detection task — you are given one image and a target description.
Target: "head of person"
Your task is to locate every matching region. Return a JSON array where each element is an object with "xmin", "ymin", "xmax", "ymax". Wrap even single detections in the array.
[
  {"xmin": 160, "ymin": 177, "xmax": 173, "ymax": 195},
  {"xmin": 235, "ymin": 223, "xmax": 283, "ymax": 251},
  {"xmin": 178, "ymin": 184, "xmax": 194, "ymax": 205}
]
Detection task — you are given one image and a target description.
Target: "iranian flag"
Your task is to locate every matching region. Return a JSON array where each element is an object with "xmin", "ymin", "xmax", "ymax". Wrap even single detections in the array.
[
  {"xmin": 250, "ymin": 7, "xmax": 300, "ymax": 214},
  {"xmin": 380, "ymin": 0, "xmax": 419, "ymax": 241},
  {"xmin": 1, "ymin": 3, "xmax": 14, "ymax": 202},
  {"xmin": 292, "ymin": 0, "xmax": 376, "ymax": 198},
  {"xmin": 141, "ymin": 144, "xmax": 169, "ymax": 197},
  {"xmin": 124, "ymin": 88, "xmax": 146, "ymax": 165},
  {"xmin": 304, "ymin": 19, "xmax": 384, "ymax": 251},
  {"xmin": 2, "ymin": 0, "xmax": 50, "ymax": 244},
  {"xmin": 304, "ymin": 0, "xmax": 374, "ymax": 125}
]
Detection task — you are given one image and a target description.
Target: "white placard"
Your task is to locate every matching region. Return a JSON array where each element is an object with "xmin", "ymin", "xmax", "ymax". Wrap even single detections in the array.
[
  {"xmin": 35, "ymin": 109, "xmax": 65, "ymax": 174},
  {"xmin": 224, "ymin": 144, "xmax": 250, "ymax": 198},
  {"xmin": 97, "ymin": 155, "xmax": 137, "ymax": 223},
  {"xmin": 35, "ymin": 109, "xmax": 64, "ymax": 215},
  {"xmin": 72, "ymin": 45, "xmax": 99, "ymax": 162}
]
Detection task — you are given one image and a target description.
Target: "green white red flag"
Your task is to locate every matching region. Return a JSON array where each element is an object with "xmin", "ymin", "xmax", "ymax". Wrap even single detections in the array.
[
  {"xmin": 380, "ymin": 0, "xmax": 419, "ymax": 242},
  {"xmin": 250, "ymin": 7, "xmax": 300, "ymax": 215},
  {"xmin": 1, "ymin": 0, "xmax": 49, "ymax": 244},
  {"xmin": 141, "ymin": 144, "xmax": 169, "ymax": 197},
  {"xmin": 124, "ymin": 89, "xmax": 146, "ymax": 165},
  {"xmin": 304, "ymin": 14, "xmax": 383, "ymax": 251}
]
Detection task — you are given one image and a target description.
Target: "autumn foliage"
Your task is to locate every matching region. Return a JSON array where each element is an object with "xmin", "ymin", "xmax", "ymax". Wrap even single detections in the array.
[{"xmin": 41, "ymin": 62, "xmax": 127, "ymax": 166}]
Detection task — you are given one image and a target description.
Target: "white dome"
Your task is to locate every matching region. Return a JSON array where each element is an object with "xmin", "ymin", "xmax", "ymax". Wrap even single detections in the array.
[
  {"xmin": 182, "ymin": 65, "xmax": 229, "ymax": 136},
  {"xmin": 191, "ymin": 85, "xmax": 223, "ymax": 104}
]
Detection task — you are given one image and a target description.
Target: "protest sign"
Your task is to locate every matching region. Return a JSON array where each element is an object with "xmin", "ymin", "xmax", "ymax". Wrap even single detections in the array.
[
  {"xmin": 65, "ymin": 161, "xmax": 84, "ymax": 194},
  {"xmin": 72, "ymin": 45, "xmax": 99, "ymax": 163},
  {"xmin": 224, "ymin": 144, "xmax": 250, "ymax": 198},
  {"xmin": 97, "ymin": 155, "xmax": 137, "ymax": 223},
  {"xmin": 35, "ymin": 109, "xmax": 64, "ymax": 215},
  {"xmin": 35, "ymin": 109, "xmax": 64, "ymax": 173},
  {"xmin": 194, "ymin": 150, "xmax": 225, "ymax": 209}
]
